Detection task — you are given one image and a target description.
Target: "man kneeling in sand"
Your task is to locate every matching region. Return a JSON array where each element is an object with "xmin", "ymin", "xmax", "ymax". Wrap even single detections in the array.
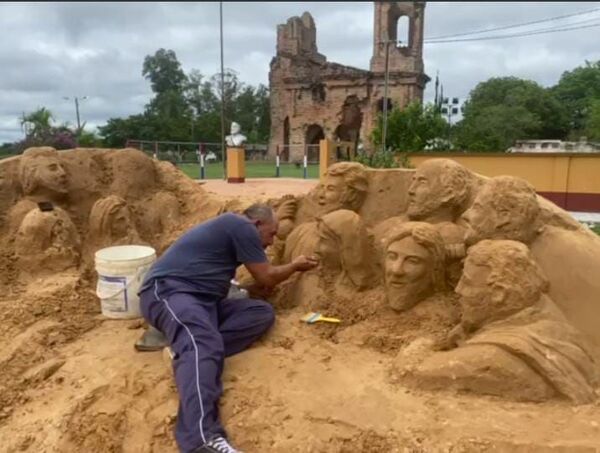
[
  {"xmin": 138, "ymin": 204, "xmax": 317, "ymax": 452},
  {"xmin": 407, "ymin": 240, "xmax": 599, "ymax": 403}
]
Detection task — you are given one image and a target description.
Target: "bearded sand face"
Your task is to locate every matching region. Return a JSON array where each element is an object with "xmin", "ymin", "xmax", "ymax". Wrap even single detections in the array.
[
  {"xmin": 462, "ymin": 176, "xmax": 540, "ymax": 246},
  {"xmin": 456, "ymin": 239, "xmax": 547, "ymax": 332},
  {"xmin": 407, "ymin": 159, "xmax": 473, "ymax": 223},
  {"xmin": 462, "ymin": 188, "xmax": 500, "ymax": 246},
  {"xmin": 385, "ymin": 236, "xmax": 435, "ymax": 311},
  {"xmin": 407, "ymin": 165, "xmax": 445, "ymax": 221},
  {"xmin": 454, "ymin": 259, "xmax": 497, "ymax": 331}
]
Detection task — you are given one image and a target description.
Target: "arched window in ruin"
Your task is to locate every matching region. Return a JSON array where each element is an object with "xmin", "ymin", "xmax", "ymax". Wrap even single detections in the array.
[
  {"xmin": 377, "ymin": 97, "xmax": 393, "ymax": 113},
  {"xmin": 335, "ymin": 96, "xmax": 362, "ymax": 147},
  {"xmin": 305, "ymin": 124, "xmax": 325, "ymax": 145},
  {"xmin": 311, "ymin": 83, "xmax": 326, "ymax": 103},
  {"xmin": 396, "ymin": 16, "xmax": 410, "ymax": 47}
]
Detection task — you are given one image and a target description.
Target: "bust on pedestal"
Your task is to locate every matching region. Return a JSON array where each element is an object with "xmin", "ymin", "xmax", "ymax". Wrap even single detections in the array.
[{"xmin": 226, "ymin": 122, "xmax": 247, "ymax": 183}]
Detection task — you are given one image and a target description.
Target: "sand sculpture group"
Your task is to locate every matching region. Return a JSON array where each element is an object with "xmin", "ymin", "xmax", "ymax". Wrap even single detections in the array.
[
  {"xmin": 270, "ymin": 158, "xmax": 600, "ymax": 404},
  {"xmin": 0, "ymin": 146, "xmax": 223, "ymax": 282},
  {"xmin": 2, "ymin": 147, "xmax": 600, "ymax": 406}
]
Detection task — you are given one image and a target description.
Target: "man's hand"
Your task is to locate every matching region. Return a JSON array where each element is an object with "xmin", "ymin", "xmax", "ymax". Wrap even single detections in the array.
[{"xmin": 292, "ymin": 255, "xmax": 319, "ymax": 272}]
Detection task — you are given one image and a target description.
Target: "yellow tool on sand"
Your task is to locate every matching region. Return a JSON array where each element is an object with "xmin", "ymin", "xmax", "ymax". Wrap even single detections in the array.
[{"xmin": 301, "ymin": 312, "xmax": 341, "ymax": 324}]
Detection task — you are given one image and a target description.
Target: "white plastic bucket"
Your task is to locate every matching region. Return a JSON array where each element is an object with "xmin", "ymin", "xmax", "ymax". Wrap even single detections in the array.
[{"xmin": 95, "ymin": 245, "xmax": 156, "ymax": 319}]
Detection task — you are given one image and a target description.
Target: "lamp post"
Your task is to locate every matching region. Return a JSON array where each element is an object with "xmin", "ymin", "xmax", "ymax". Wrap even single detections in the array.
[{"xmin": 440, "ymin": 97, "xmax": 463, "ymax": 146}]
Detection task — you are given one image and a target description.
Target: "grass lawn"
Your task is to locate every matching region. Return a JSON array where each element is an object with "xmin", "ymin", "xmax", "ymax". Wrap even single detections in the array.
[
  {"xmin": 592, "ymin": 225, "xmax": 600, "ymax": 236},
  {"xmin": 177, "ymin": 161, "xmax": 319, "ymax": 180}
]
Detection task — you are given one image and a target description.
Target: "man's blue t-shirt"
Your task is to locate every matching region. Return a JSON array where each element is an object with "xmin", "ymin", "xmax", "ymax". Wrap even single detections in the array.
[{"xmin": 140, "ymin": 212, "xmax": 267, "ymax": 299}]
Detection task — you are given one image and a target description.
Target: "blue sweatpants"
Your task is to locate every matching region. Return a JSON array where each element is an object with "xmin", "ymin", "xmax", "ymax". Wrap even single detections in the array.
[{"xmin": 139, "ymin": 278, "xmax": 275, "ymax": 453}]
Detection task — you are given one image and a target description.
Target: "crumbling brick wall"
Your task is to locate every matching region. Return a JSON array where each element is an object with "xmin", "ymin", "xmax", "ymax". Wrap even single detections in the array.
[{"xmin": 268, "ymin": 2, "xmax": 429, "ymax": 161}]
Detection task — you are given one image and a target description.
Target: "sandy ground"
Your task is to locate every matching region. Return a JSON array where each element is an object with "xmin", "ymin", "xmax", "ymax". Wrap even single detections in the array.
[
  {"xmin": 2, "ymin": 176, "xmax": 600, "ymax": 452},
  {"xmin": 200, "ymin": 177, "xmax": 318, "ymax": 199}
]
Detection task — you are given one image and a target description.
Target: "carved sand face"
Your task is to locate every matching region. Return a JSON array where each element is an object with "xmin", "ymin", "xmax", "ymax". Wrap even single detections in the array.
[
  {"xmin": 462, "ymin": 188, "xmax": 500, "ymax": 246},
  {"xmin": 455, "ymin": 260, "xmax": 499, "ymax": 331},
  {"xmin": 111, "ymin": 205, "xmax": 132, "ymax": 239},
  {"xmin": 317, "ymin": 175, "xmax": 348, "ymax": 214},
  {"xmin": 384, "ymin": 236, "xmax": 435, "ymax": 311},
  {"xmin": 407, "ymin": 165, "xmax": 444, "ymax": 220},
  {"xmin": 31, "ymin": 156, "xmax": 68, "ymax": 195}
]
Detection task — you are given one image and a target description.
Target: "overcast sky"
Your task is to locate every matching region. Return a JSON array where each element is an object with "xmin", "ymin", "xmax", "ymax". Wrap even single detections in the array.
[{"xmin": 1, "ymin": 1, "xmax": 600, "ymax": 143}]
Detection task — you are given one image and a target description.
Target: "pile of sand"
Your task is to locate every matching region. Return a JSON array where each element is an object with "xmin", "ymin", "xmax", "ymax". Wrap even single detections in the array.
[{"xmin": 0, "ymin": 149, "xmax": 599, "ymax": 452}]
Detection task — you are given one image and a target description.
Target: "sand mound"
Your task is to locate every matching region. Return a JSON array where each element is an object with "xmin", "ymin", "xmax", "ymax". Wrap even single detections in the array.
[{"xmin": 1, "ymin": 151, "xmax": 600, "ymax": 452}]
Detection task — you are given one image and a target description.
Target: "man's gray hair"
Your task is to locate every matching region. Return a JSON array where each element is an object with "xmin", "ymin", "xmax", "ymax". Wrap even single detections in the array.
[{"xmin": 243, "ymin": 203, "xmax": 275, "ymax": 223}]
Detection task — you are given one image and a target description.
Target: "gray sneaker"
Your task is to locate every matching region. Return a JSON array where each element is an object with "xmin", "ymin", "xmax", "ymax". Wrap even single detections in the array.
[{"xmin": 194, "ymin": 436, "xmax": 242, "ymax": 453}]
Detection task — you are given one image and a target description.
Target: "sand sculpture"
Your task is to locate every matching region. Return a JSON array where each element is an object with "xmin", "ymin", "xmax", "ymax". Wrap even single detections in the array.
[
  {"xmin": 372, "ymin": 159, "xmax": 476, "ymax": 288},
  {"xmin": 383, "ymin": 222, "xmax": 447, "ymax": 312},
  {"xmin": 279, "ymin": 161, "xmax": 369, "ymax": 263},
  {"xmin": 6, "ymin": 147, "xmax": 71, "ymax": 232},
  {"xmin": 4, "ymin": 148, "xmax": 600, "ymax": 451},
  {"xmin": 316, "ymin": 209, "xmax": 379, "ymax": 291},
  {"xmin": 462, "ymin": 175, "xmax": 600, "ymax": 352},
  {"xmin": 19, "ymin": 147, "xmax": 69, "ymax": 200},
  {"xmin": 0, "ymin": 146, "xmax": 222, "ymax": 280},
  {"xmin": 15, "ymin": 206, "xmax": 81, "ymax": 274},
  {"xmin": 107, "ymin": 148, "xmax": 158, "ymax": 200},
  {"xmin": 88, "ymin": 195, "xmax": 142, "ymax": 251},
  {"xmin": 407, "ymin": 240, "xmax": 599, "ymax": 403}
]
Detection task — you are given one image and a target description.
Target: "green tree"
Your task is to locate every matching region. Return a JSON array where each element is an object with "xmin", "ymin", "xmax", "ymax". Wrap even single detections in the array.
[
  {"xmin": 97, "ymin": 114, "xmax": 150, "ymax": 147},
  {"xmin": 455, "ymin": 77, "xmax": 569, "ymax": 151},
  {"xmin": 142, "ymin": 48, "xmax": 188, "ymax": 95},
  {"xmin": 99, "ymin": 49, "xmax": 271, "ymax": 147},
  {"xmin": 20, "ymin": 107, "xmax": 54, "ymax": 139},
  {"xmin": 454, "ymin": 105, "xmax": 541, "ymax": 152},
  {"xmin": 371, "ymin": 102, "xmax": 448, "ymax": 152},
  {"xmin": 585, "ymin": 99, "xmax": 600, "ymax": 141},
  {"xmin": 77, "ymin": 129, "xmax": 103, "ymax": 147},
  {"xmin": 552, "ymin": 60, "xmax": 600, "ymax": 135}
]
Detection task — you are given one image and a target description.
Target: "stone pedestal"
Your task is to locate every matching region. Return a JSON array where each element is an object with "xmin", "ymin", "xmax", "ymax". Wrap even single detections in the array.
[
  {"xmin": 319, "ymin": 139, "xmax": 336, "ymax": 180},
  {"xmin": 227, "ymin": 147, "xmax": 245, "ymax": 183}
]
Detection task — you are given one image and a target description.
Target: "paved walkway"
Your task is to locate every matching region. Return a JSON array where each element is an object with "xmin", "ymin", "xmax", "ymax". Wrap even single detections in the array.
[{"xmin": 200, "ymin": 178, "xmax": 318, "ymax": 199}]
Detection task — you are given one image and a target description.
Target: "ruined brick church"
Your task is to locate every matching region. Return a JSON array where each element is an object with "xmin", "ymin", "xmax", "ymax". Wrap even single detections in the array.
[{"xmin": 268, "ymin": 1, "xmax": 429, "ymax": 160}]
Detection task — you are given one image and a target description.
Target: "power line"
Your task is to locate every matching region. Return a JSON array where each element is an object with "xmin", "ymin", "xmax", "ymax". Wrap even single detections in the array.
[
  {"xmin": 424, "ymin": 21, "xmax": 600, "ymax": 44},
  {"xmin": 425, "ymin": 6, "xmax": 600, "ymax": 41},
  {"xmin": 425, "ymin": 18, "xmax": 600, "ymax": 43}
]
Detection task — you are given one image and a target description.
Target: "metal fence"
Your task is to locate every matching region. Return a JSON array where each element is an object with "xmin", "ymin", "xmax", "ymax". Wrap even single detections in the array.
[{"xmin": 126, "ymin": 139, "xmax": 319, "ymax": 180}]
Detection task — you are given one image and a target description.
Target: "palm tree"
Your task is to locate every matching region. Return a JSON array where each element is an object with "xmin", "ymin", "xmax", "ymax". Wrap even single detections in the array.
[{"xmin": 20, "ymin": 107, "xmax": 54, "ymax": 139}]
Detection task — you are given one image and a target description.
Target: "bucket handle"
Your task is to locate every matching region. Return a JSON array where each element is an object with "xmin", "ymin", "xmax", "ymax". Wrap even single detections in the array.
[{"xmin": 96, "ymin": 266, "xmax": 146, "ymax": 300}]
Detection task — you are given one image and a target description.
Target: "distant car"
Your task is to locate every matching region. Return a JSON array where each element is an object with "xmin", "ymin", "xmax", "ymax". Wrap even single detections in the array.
[{"xmin": 205, "ymin": 151, "xmax": 217, "ymax": 162}]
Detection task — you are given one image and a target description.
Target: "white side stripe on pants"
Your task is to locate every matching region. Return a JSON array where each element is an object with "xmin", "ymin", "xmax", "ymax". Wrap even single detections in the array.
[{"xmin": 154, "ymin": 280, "xmax": 207, "ymax": 445}]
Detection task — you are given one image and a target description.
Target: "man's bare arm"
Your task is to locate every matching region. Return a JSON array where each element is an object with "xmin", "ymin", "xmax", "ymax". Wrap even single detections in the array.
[{"xmin": 245, "ymin": 255, "xmax": 318, "ymax": 288}]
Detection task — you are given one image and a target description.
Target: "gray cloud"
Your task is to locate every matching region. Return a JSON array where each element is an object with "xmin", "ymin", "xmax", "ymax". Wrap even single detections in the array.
[{"xmin": 1, "ymin": 1, "xmax": 599, "ymax": 142}]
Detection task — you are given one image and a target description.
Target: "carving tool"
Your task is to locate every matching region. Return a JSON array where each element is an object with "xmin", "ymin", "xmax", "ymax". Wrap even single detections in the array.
[{"xmin": 301, "ymin": 312, "xmax": 341, "ymax": 324}]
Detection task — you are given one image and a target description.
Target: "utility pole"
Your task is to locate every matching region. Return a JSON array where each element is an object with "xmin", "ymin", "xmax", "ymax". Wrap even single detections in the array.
[
  {"xmin": 219, "ymin": 1, "xmax": 226, "ymax": 180},
  {"xmin": 63, "ymin": 96, "xmax": 87, "ymax": 133},
  {"xmin": 381, "ymin": 40, "xmax": 392, "ymax": 155},
  {"xmin": 63, "ymin": 96, "xmax": 87, "ymax": 147}
]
